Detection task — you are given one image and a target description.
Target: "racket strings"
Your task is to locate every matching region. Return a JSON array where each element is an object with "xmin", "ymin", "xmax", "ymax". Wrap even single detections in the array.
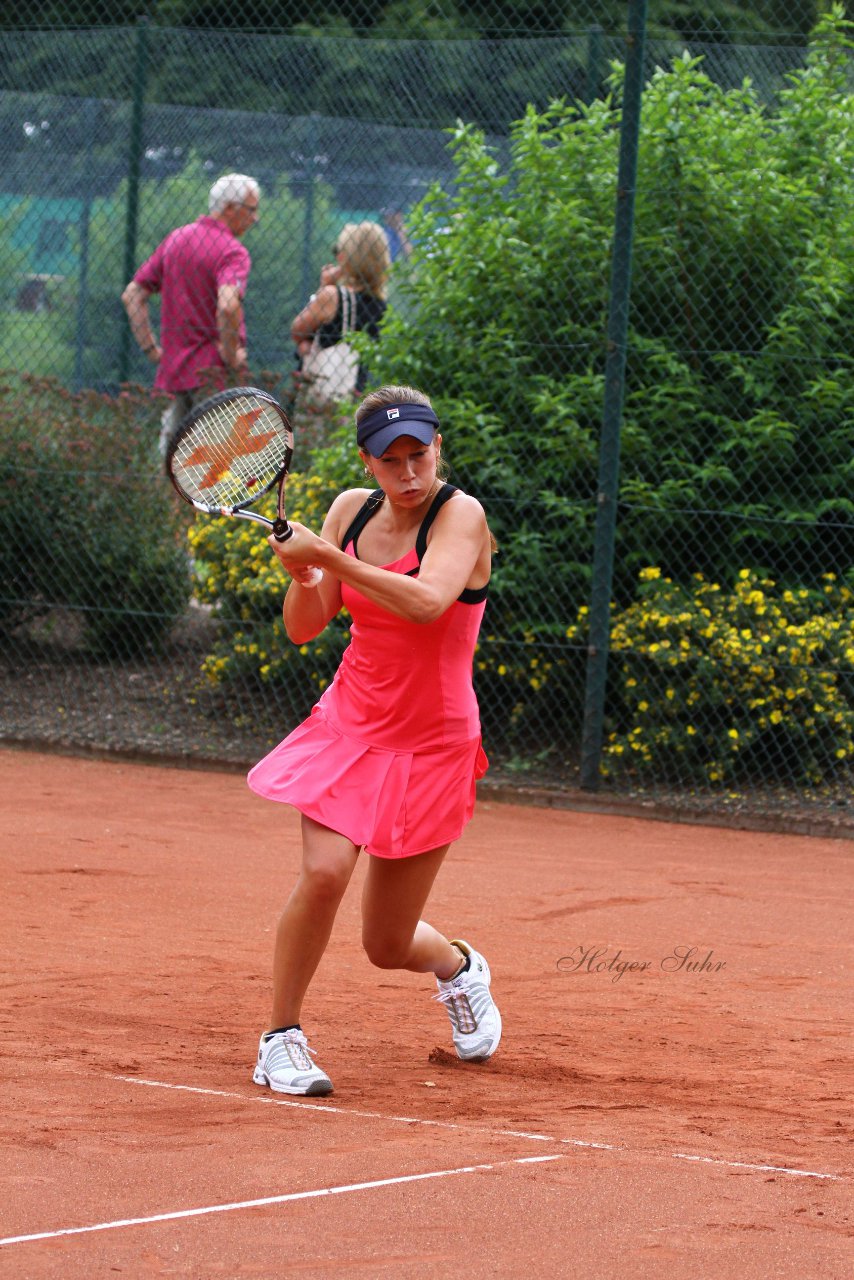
[{"xmin": 172, "ymin": 399, "xmax": 292, "ymax": 507}]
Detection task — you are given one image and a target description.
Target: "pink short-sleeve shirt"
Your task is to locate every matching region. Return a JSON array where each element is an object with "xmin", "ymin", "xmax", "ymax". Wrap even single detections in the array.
[{"xmin": 134, "ymin": 215, "xmax": 251, "ymax": 393}]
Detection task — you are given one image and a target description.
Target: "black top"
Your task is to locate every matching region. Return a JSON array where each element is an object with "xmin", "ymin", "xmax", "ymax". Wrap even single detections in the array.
[
  {"xmin": 316, "ymin": 286, "xmax": 386, "ymax": 348},
  {"xmin": 312, "ymin": 286, "xmax": 386, "ymax": 392},
  {"xmin": 339, "ymin": 483, "xmax": 489, "ymax": 605}
]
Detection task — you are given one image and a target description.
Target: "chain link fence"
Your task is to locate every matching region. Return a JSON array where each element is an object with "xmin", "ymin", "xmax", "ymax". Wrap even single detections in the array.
[{"xmin": 2, "ymin": 1, "xmax": 852, "ymax": 833}]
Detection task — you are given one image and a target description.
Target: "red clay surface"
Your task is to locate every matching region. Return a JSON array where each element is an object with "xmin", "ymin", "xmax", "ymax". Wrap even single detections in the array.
[{"xmin": 0, "ymin": 746, "xmax": 851, "ymax": 1278}]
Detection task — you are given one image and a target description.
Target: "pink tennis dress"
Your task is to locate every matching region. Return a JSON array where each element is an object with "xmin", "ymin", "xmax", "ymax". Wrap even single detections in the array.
[{"xmin": 247, "ymin": 485, "xmax": 488, "ymax": 858}]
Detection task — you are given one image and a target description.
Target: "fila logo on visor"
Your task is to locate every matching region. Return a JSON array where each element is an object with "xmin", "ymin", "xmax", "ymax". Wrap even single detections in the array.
[{"xmin": 386, "ymin": 408, "xmax": 400, "ymax": 420}]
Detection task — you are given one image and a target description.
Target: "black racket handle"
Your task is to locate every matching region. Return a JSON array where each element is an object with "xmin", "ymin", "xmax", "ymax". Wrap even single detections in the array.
[{"xmin": 271, "ymin": 518, "xmax": 322, "ymax": 587}]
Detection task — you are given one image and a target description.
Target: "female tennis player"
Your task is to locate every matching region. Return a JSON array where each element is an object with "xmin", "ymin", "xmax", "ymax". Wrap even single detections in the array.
[{"xmin": 247, "ymin": 384, "xmax": 501, "ymax": 1095}]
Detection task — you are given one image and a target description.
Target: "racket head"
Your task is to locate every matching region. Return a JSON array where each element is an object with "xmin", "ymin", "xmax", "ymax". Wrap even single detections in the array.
[{"xmin": 166, "ymin": 386, "xmax": 294, "ymax": 512}]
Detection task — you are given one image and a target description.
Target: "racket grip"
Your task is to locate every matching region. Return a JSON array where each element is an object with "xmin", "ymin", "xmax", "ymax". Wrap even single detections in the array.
[{"xmin": 271, "ymin": 522, "xmax": 322, "ymax": 587}]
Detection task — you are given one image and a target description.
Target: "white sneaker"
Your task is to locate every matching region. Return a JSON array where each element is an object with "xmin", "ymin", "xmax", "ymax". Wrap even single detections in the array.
[
  {"xmin": 253, "ymin": 1028, "xmax": 333, "ymax": 1096},
  {"xmin": 435, "ymin": 939, "xmax": 502, "ymax": 1062}
]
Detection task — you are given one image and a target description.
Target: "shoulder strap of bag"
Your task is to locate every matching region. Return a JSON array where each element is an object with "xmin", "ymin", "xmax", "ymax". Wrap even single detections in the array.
[{"xmin": 338, "ymin": 286, "xmax": 356, "ymax": 338}]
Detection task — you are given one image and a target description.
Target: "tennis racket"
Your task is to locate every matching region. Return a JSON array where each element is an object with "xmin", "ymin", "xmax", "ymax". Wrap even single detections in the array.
[{"xmin": 166, "ymin": 386, "xmax": 322, "ymax": 587}]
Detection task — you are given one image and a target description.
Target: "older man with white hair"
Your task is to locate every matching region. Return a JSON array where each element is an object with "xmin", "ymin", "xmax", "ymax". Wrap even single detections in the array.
[{"xmin": 122, "ymin": 172, "xmax": 260, "ymax": 453}]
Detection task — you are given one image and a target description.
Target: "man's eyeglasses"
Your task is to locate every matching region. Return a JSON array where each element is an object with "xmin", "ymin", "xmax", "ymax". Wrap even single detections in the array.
[{"xmin": 240, "ymin": 202, "xmax": 260, "ymax": 218}]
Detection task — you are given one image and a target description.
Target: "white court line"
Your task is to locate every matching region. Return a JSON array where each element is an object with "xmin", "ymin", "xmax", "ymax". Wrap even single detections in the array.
[
  {"xmin": 112, "ymin": 1075, "xmax": 846, "ymax": 1183},
  {"xmin": 0, "ymin": 1155, "xmax": 563, "ymax": 1247},
  {"xmin": 113, "ymin": 1076, "xmax": 615, "ymax": 1151},
  {"xmin": 671, "ymin": 1153, "xmax": 838, "ymax": 1180}
]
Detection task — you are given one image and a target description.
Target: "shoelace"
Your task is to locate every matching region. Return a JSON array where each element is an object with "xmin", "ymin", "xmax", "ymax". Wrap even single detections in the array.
[
  {"xmin": 271, "ymin": 1031, "xmax": 318, "ymax": 1070},
  {"xmin": 434, "ymin": 984, "xmax": 478, "ymax": 1033}
]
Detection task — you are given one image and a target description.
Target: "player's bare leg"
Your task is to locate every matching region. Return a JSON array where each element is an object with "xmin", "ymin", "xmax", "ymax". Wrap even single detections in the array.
[
  {"xmin": 360, "ymin": 843, "xmax": 460, "ymax": 975},
  {"xmin": 254, "ymin": 817, "xmax": 358, "ymax": 1096},
  {"xmin": 361, "ymin": 845, "xmax": 502, "ymax": 1062},
  {"xmin": 269, "ymin": 815, "xmax": 359, "ymax": 1028}
]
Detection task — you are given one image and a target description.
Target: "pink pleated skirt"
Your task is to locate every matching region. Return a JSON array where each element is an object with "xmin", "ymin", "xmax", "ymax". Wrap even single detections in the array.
[{"xmin": 247, "ymin": 704, "xmax": 488, "ymax": 859}]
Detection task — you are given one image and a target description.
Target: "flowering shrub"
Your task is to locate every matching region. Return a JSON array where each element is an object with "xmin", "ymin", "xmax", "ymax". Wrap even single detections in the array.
[
  {"xmin": 564, "ymin": 568, "xmax": 854, "ymax": 784},
  {"xmin": 187, "ymin": 429, "xmax": 358, "ymax": 709},
  {"xmin": 471, "ymin": 620, "xmax": 586, "ymax": 754}
]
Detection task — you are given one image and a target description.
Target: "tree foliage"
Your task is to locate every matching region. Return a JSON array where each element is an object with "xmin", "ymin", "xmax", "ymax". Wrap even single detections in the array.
[
  {"xmin": 4, "ymin": 0, "xmax": 850, "ymax": 41},
  {"xmin": 185, "ymin": 9, "xmax": 853, "ymax": 775},
  {"xmin": 368, "ymin": 7, "xmax": 853, "ymax": 663}
]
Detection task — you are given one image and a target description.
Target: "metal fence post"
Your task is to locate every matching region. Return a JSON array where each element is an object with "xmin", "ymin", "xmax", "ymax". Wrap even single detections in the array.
[
  {"xmin": 117, "ymin": 15, "xmax": 150, "ymax": 385},
  {"xmin": 300, "ymin": 113, "xmax": 320, "ymax": 307},
  {"xmin": 73, "ymin": 98, "xmax": 98, "ymax": 391},
  {"xmin": 585, "ymin": 24, "xmax": 604, "ymax": 104},
  {"xmin": 579, "ymin": 0, "xmax": 648, "ymax": 790}
]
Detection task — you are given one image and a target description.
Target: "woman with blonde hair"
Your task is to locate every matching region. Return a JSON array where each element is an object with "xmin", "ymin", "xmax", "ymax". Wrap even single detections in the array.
[{"xmin": 290, "ymin": 221, "xmax": 390, "ymax": 411}]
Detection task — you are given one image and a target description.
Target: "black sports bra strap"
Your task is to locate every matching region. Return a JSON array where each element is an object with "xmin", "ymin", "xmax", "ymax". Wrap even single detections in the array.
[
  {"xmin": 340, "ymin": 483, "xmax": 487, "ymax": 603},
  {"xmin": 414, "ymin": 483, "xmax": 457, "ymax": 562},
  {"xmin": 340, "ymin": 489, "xmax": 385, "ymax": 553},
  {"xmin": 415, "ymin": 484, "xmax": 487, "ymax": 603}
]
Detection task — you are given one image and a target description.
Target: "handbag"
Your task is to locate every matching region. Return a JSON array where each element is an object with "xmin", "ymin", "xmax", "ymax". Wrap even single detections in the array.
[{"xmin": 298, "ymin": 286, "xmax": 360, "ymax": 407}]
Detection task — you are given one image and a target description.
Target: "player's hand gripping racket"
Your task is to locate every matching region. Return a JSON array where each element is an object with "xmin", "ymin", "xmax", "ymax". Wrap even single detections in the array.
[{"xmin": 166, "ymin": 386, "xmax": 322, "ymax": 587}]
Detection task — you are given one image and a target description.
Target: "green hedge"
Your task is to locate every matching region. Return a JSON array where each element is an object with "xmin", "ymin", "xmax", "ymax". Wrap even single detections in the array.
[{"xmin": 0, "ymin": 374, "xmax": 191, "ymax": 656}]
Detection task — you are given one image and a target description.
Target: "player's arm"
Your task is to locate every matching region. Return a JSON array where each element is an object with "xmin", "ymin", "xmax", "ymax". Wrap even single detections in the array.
[
  {"xmin": 121, "ymin": 281, "xmax": 160, "ymax": 363},
  {"xmin": 278, "ymin": 494, "xmax": 489, "ymax": 626},
  {"xmin": 280, "ymin": 491, "xmax": 365, "ymax": 644},
  {"xmin": 217, "ymin": 284, "xmax": 246, "ymax": 372}
]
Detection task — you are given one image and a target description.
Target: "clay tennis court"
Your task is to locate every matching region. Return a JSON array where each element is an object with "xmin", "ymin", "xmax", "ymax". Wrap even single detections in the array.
[{"xmin": 1, "ymin": 746, "xmax": 851, "ymax": 1277}]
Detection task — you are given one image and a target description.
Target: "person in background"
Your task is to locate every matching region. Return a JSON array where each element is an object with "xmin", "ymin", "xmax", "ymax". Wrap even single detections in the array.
[
  {"xmin": 248, "ymin": 383, "xmax": 501, "ymax": 1097},
  {"xmin": 290, "ymin": 220, "xmax": 389, "ymax": 410},
  {"xmin": 121, "ymin": 173, "xmax": 260, "ymax": 455},
  {"xmin": 381, "ymin": 207, "xmax": 412, "ymax": 262}
]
